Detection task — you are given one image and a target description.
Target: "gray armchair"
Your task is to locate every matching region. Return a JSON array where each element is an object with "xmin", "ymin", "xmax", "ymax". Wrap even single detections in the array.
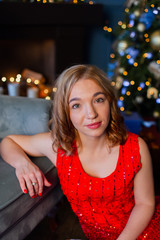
[{"xmin": 0, "ymin": 95, "xmax": 63, "ymax": 240}]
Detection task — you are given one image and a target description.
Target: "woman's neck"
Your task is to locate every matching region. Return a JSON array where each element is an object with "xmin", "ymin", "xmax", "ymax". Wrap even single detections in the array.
[{"xmin": 76, "ymin": 134, "xmax": 109, "ymax": 154}]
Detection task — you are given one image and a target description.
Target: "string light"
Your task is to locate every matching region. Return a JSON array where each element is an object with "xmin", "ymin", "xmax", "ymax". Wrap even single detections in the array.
[
  {"xmin": 133, "ymin": 62, "xmax": 138, "ymax": 67},
  {"xmin": 10, "ymin": 77, "xmax": 14, "ymax": 83},
  {"xmin": 126, "ymin": 55, "xmax": 131, "ymax": 59},
  {"xmin": 45, "ymin": 96, "xmax": 51, "ymax": 100},
  {"xmin": 53, "ymin": 87, "xmax": 57, "ymax": 92},
  {"xmin": 118, "ymin": 21, "xmax": 123, "ymax": 26},
  {"xmin": 120, "ymin": 96, "xmax": 124, "ymax": 101},
  {"xmin": 103, "ymin": 26, "xmax": 112, "ymax": 32},
  {"xmin": 107, "ymin": 27, "xmax": 112, "ymax": 32},
  {"xmin": 144, "ymin": 33, "xmax": 149, "ymax": 38},
  {"xmin": 110, "ymin": 53, "xmax": 115, "ymax": 59},
  {"xmin": 27, "ymin": 78, "xmax": 32, "ymax": 84},
  {"xmin": 137, "ymin": 86, "xmax": 142, "ymax": 91},
  {"xmin": 130, "ymin": 80, "xmax": 135, "ymax": 85},
  {"xmin": 121, "ymin": 24, "xmax": 126, "ymax": 29},
  {"xmin": 120, "ymin": 106, "xmax": 125, "ymax": 111},
  {"xmin": 34, "ymin": 79, "xmax": 40, "ymax": 85},
  {"xmin": 145, "ymin": 81, "xmax": 150, "ymax": 86},
  {"xmin": 123, "ymin": 71, "xmax": 128, "ymax": 76},
  {"xmin": 125, "ymin": 8, "xmax": 129, "ymax": 13}
]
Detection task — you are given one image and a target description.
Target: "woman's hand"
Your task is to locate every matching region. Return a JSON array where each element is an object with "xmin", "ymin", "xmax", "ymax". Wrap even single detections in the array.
[{"xmin": 16, "ymin": 161, "xmax": 52, "ymax": 198}]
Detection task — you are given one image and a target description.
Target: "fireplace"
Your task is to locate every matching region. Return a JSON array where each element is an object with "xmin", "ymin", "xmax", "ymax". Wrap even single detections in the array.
[{"xmin": 0, "ymin": 2, "xmax": 103, "ymax": 85}]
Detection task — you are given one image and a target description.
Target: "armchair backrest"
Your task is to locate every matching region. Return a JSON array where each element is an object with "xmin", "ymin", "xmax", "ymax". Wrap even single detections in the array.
[{"xmin": 0, "ymin": 95, "xmax": 52, "ymax": 139}]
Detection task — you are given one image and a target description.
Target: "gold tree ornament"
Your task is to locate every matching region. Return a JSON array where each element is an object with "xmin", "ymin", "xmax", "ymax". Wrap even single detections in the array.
[{"xmin": 150, "ymin": 30, "xmax": 160, "ymax": 51}]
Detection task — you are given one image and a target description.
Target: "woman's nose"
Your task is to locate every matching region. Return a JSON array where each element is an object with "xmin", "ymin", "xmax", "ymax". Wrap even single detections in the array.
[{"xmin": 85, "ymin": 104, "xmax": 98, "ymax": 119}]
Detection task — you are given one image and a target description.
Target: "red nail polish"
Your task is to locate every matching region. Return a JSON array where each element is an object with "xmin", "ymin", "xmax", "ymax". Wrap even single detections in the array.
[
  {"xmin": 24, "ymin": 189, "xmax": 27, "ymax": 194},
  {"xmin": 32, "ymin": 195, "xmax": 37, "ymax": 198},
  {"xmin": 39, "ymin": 193, "xmax": 42, "ymax": 196}
]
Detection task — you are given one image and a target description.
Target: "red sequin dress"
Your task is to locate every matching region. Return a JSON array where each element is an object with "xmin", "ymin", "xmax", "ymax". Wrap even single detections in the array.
[{"xmin": 56, "ymin": 132, "xmax": 160, "ymax": 240}]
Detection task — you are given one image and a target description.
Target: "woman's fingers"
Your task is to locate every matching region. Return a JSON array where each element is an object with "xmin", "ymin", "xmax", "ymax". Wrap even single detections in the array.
[
  {"xmin": 16, "ymin": 165, "xmax": 52, "ymax": 198},
  {"xmin": 18, "ymin": 175, "xmax": 28, "ymax": 194}
]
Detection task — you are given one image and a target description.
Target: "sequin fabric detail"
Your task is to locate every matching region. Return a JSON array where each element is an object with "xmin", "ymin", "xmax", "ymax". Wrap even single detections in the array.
[{"xmin": 56, "ymin": 133, "xmax": 160, "ymax": 240}]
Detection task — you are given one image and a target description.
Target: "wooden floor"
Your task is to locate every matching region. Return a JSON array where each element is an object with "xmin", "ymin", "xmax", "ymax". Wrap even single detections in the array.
[{"xmin": 25, "ymin": 196, "xmax": 87, "ymax": 240}]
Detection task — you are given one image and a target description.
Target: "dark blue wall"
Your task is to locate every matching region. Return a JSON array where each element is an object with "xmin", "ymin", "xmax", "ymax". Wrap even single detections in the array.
[{"xmin": 87, "ymin": 0, "xmax": 126, "ymax": 72}]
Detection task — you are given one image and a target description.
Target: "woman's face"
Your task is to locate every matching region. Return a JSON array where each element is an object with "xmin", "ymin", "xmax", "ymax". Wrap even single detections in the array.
[{"xmin": 68, "ymin": 78, "xmax": 111, "ymax": 140}]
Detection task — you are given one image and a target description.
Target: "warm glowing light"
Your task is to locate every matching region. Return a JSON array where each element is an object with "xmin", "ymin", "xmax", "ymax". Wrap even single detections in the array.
[
  {"xmin": 125, "ymin": 8, "xmax": 129, "ymax": 13},
  {"xmin": 120, "ymin": 96, "xmax": 124, "ymax": 101},
  {"xmin": 143, "ymin": 53, "xmax": 148, "ymax": 58},
  {"xmin": 27, "ymin": 78, "xmax": 32, "ymax": 84},
  {"xmin": 126, "ymin": 55, "xmax": 131, "ymax": 59},
  {"xmin": 44, "ymin": 89, "xmax": 49, "ymax": 94},
  {"xmin": 16, "ymin": 78, "xmax": 21, "ymax": 83},
  {"xmin": 118, "ymin": 21, "xmax": 122, "ymax": 26},
  {"xmin": 45, "ymin": 96, "xmax": 51, "ymax": 100},
  {"xmin": 122, "ymin": 24, "xmax": 126, "ymax": 29},
  {"xmin": 34, "ymin": 79, "xmax": 40, "ymax": 85},
  {"xmin": 144, "ymin": 33, "xmax": 148, "ymax": 38},
  {"xmin": 137, "ymin": 87, "xmax": 142, "ymax": 91},
  {"xmin": 120, "ymin": 107, "xmax": 125, "ymax": 111},
  {"xmin": 111, "ymin": 82, "xmax": 115, "ymax": 86},
  {"xmin": 110, "ymin": 53, "xmax": 115, "ymax": 58},
  {"xmin": 1, "ymin": 77, "xmax": 7, "ymax": 82},
  {"xmin": 151, "ymin": 4, "xmax": 155, "ymax": 8},
  {"xmin": 123, "ymin": 71, "xmax": 128, "ymax": 76},
  {"xmin": 126, "ymin": 91, "xmax": 131, "ymax": 96},
  {"xmin": 10, "ymin": 77, "xmax": 14, "ymax": 82},
  {"xmin": 157, "ymin": 60, "xmax": 160, "ymax": 64},
  {"xmin": 52, "ymin": 87, "xmax": 57, "ymax": 92},
  {"xmin": 73, "ymin": 0, "xmax": 78, "ymax": 3},
  {"xmin": 144, "ymin": 8, "xmax": 148, "ymax": 13},
  {"xmin": 130, "ymin": 80, "xmax": 135, "ymax": 85},
  {"xmin": 17, "ymin": 74, "xmax": 21, "ymax": 78},
  {"xmin": 107, "ymin": 27, "xmax": 112, "ymax": 32},
  {"xmin": 103, "ymin": 26, "xmax": 108, "ymax": 31},
  {"xmin": 134, "ymin": 62, "xmax": 138, "ymax": 67},
  {"xmin": 145, "ymin": 81, "xmax": 150, "ymax": 86},
  {"xmin": 145, "ymin": 38, "xmax": 150, "ymax": 42},
  {"xmin": 89, "ymin": 1, "xmax": 93, "ymax": 4}
]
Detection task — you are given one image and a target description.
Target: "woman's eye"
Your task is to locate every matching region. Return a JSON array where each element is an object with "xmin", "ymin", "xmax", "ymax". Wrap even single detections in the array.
[
  {"xmin": 72, "ymin": 104, "xmax": 80, "ymax": 109},
  {"xmin": 96, "ymin": 98, "xmax": 104, "ymax": 103}
]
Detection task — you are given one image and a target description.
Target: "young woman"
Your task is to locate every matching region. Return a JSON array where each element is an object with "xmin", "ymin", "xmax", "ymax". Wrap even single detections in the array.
[{"xmin": 0, "ymin": 65, "xmax": 160, "ymax": 240}]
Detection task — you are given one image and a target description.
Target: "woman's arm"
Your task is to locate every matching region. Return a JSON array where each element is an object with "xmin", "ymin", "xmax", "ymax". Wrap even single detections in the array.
[
  {"xmin": 0, "ymin": 132, "xmax": 57, "ymax": 197},
  {"xmin": 117, "ymin": 137, "xmax": 155, "ymax": 240}
]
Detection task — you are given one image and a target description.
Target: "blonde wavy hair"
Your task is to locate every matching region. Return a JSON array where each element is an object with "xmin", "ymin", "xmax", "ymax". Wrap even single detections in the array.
[{"xmin": 51, "ymin": 64, "xmax": 128, "ymax": 155}]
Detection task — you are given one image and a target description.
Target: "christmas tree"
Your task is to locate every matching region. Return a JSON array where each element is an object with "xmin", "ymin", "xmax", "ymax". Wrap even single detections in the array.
[{"xmin": 107, "ymin": 0, "xmax": 160, "ymax": 119}]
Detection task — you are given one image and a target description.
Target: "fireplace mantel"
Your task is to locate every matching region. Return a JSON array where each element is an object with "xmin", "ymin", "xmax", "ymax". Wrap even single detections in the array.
[{"xmin": 0, "ymin": 2, "xmax": 103, "ymax": 78}]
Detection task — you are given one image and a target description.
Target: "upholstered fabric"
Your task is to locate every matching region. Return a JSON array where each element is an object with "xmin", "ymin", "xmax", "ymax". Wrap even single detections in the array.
[
  {"xmin": 0, "ymin": 95, "xmax": 63, "ymax": 240},
  {"xmin": 0, "ymin": 95, "xmax": 52, "ymax": 138}
]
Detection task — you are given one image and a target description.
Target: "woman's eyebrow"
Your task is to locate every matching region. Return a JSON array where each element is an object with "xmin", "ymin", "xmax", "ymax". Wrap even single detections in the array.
[
  {"xmin": 69, "ymin": 97, "xmax": 81, "ymax": 104},
  {"xmin": 93, "ymin": 92, "xmax": 106, "ymax": 97},
  {"xmin": 69, "ymin": 92, "xmax": 106, "ymax": 104}
]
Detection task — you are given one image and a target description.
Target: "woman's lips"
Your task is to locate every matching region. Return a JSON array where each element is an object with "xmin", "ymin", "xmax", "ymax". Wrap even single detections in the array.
[{"xmin": 86, "ymin": 122, "xmax": 102, "ymax": 129}]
